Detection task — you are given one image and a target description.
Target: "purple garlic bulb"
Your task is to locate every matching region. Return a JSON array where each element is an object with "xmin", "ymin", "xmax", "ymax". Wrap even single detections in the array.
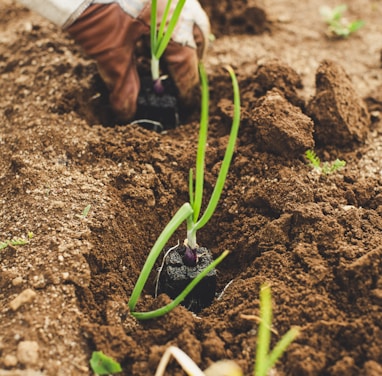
[
  {"xmin": 153, "ymin": 78, "xmax": 165, "ymax": 95},
  {"xmin": 183, "ymin": 246, "xmax": 198, "ymax": 267}
]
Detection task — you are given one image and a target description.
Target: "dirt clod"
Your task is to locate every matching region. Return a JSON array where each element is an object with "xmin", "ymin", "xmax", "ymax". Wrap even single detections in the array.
[
  {"xmin": 308, "ymin": 59, "xmax": 371, "ymax": 147},
  {"xmin": 251, "ymin": 88, "xmax": 314, "ymax": 157}
]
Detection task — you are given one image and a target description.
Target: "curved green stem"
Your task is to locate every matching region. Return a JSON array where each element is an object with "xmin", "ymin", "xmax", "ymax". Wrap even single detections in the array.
[
  {"xmin": 192, "ymin": 63, "xmax": 209, "ymax": 223},
  {"xmin": 195, "ymin": 65, "xmax": 241, "ymax": 231},
  {"xmin": 131, "ymin": 250, "xmax": 229, "ymax": 320},
  {"xmin": 128, "ymin": 203, "xmax": 193, "ymax": 312}
]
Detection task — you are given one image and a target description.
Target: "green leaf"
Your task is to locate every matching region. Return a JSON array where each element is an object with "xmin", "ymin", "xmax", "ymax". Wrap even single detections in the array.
[
  {"xmin": 192, "ymin": 63, "xmax": 209, "ymax": 223},
  {"xmin": 254, "ymin": 284, "xmax": 272, "ymax": 376},
  {"xmin": 305, "ymin": 149, "xmax": 321, "ymax": 169},
  {"xmin": 82, "ymin": 204, "xmax": 91, "ymax": 218},
  {"xmin": 331, "ymin": 4, "xmax": 347, "ymax": 21},
  {"xmin": 348, "ymin": 20, "xmax": 365, "ymax": 33},
  {"xmin": 10, "ymin": 238, "xmax": 28, "ymax": 246},
  {"xmin": 0, "ymin": 242, "xmax": 8, "ymax": 250},
  {"xmin": 254, "ymin": 284, "xmax": 299, "ymax": 376},
  {"xmin": 90, "ymin": 351, "xmax": 122, "ymax": 375},
  {"xmin": 154, "ymin": 0, "xmax": 187, "ymax": 59},
  {"xmin": 128, "ymin": 203, "xmax": 194, "ymax": 312},
  {"xmin": 266, "ymin": 327, "xmax": 300, "ymax": 371},
  {"xmin": 195, "ymin": 65, "xmax": 241, "ymax": 231},
  {"xmin": 131, "ymin": 250, "xmax": 229, "ymax": 320}
]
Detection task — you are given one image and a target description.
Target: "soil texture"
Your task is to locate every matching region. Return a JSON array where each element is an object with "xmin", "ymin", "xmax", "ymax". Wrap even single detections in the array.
[{"xmin": 1, "ymin": 0, "xmax": 382, "ymax": 375}]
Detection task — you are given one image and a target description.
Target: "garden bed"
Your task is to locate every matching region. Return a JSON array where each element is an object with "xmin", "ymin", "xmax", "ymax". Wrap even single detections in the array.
[{"xmin": 1, "ymin": 0, "xmax": 382, "ymax": 374}]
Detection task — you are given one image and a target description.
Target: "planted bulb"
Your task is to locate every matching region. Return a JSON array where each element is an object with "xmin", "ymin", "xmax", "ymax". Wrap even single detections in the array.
[
  {"xmin": 183, "ymin": 246, "xmax": 198, "ymax": 266},
  {"xmin": 153, "ymin": 78, "xmax": 165, "ymax": 95}
]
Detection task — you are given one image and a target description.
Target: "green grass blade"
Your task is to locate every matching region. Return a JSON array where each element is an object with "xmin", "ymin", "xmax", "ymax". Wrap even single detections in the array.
[
  {"xmin": 154, "ymin": 0, "xmax": 187, "ymax": 59},
  {"xmin": 348, "ymin": 20, "xmax": 365, "ymax": 33},
  {"xmin": 192, "ymin": 63, "xmax": 209, "ymax": 223},
  {"xmin": 131, "ymin": 250, "xmax": 229, "ymax": 320},
  {"xmin": 188, "ymin": 168, "xmax": 194, "ymax": 208},
  {"xmin": 151, "ymin": 0, "xmax": 158, "ymax": 53},
  {"xmin": 195, "ymin": 66, "xmax": 240, "ymax": 231},
  {"xmin": 128, "ymin": 203, "xmax": 193, "ymax": 311},
  {"xmin": 266, "ymin": 327, "xmax": 300, "ymax": 371},
  {"xmin": 254, "ymin": 284, "xmax": 272, "ymax": 376},
  {"xmin": 157, "ymin": 0, "xmax": 173, "ymax": 43},
  {"xmin": 0, "ymin": 242, "xmax": 8, "ymax": 250}
]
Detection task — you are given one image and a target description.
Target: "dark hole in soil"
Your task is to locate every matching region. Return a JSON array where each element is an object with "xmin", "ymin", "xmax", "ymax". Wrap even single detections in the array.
[
  {"xmin": 157, "ymin": 244, "xmax": 217, "ymax": 313},
  {"xmin": 66, "ymin": 73, "xmax": 180, "ymax": 130},
  {"xmin": 133, "ymin": 76, "xmax": 179, "ymax": 132}
]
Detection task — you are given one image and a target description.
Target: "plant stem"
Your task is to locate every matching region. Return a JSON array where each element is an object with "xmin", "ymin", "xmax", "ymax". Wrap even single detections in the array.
[
  {"xmin": 150, "ymin": 0, "xmax": 187, "ymax": 81},
  {"xmin": 254, "ymin": 284, "xmax": 272, "ymax": 376},
  {"xmin": 194, "ymin": 65, "xmax": 241, "ymax": 231},
  {"xmin": 192, "ymin": 63, "xmax": 209, "ymax": 224},
  {"xmin": 128, "ymin": 203, "xmax": 193, "ymax": 312},
  {"xmin": 266, "ymin": 327, "xmax": 300, "ymax": 371},
  {"xmin": 154, "ymin": 0, "xmax": 187, "ymax": 59},
  {"xmin": 131, "ymin": 250, "xmax": 229, "ymax": 320},
  {"xmin": 151, "ymin": 56, "xmax": 160, "ymax": 81}
]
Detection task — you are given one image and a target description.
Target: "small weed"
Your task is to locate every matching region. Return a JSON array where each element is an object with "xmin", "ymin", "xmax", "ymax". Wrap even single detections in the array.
[
  {"xmin": 253, "ymin": 284, "xmax": 300, "ymax": 376},
  {"xmin": 81, "ymin": 204, "xmax": 91, "ymax": 218},
  {"xmin": 0, "ymin": 236, "xmax": 30, "ymax": 250},
  {"xmin": 154, "ymin": 284, "xmax": 299, "ymax": 376},
  {"xmin": 305, "ymin": 149, "xmax": 346, "ymax": 175},
  {"xmin": 90, "ymin": 351, "xmax": 122, "ymax": 375},
  {"xmin": 320, "ymin": 4, "xmax": 365, "ymax": 38},
  {"xmin": 150, "ymin": 0, "xmax": 186, "ymax": 90}
]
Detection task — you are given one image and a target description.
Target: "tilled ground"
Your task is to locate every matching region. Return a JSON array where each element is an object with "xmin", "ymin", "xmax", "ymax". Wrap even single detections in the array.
[{"xmin": 1, "ymin": 0, "xmax": 382, "ymax": 375}]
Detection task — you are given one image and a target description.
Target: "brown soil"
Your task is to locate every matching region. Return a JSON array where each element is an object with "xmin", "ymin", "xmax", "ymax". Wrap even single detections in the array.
[{"xmin": 1, "ymin": 0, "xmax": 382, "ymax": 375}]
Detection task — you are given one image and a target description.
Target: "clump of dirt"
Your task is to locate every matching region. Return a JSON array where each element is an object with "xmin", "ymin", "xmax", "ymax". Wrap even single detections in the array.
[
  {"xmin": 1, "ymin": 0, "xmax": 382, "ymax": 375},
  {"xmin": 251, "ymin": 88, "xmax": 314, "ymax": 157},
  {"xmin": 200, "ymin": 0, "xmax": 270, "ymax": 36},
  {"xmin": 308, "ymin": 59, "xmax": 370, "ymax": 147}
]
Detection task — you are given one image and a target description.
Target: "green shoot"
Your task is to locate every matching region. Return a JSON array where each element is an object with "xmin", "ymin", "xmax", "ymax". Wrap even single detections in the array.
[
  {"xmin": 320, "ymin": 5, "xmax": 365, "ymax": 38},
  {"xmin": 187, "ymin": 64, "xmax": 241, "ymax": 249},
  {"xmin": 81, "ymin": 204, "xmax": 91, "ymax": 218},
  {"xmin": 0, "ymin": 237, "xmax": 29, "ymax": 250},
  {"xmin": 153, "ymin": 284, "xmax": 298, "ymax": 376},
  {"xmin": 305, "ymin": 149, "xmax": 346, "ymax": 175},
  {"xmin": 305, "ymin": 149, "xmax": 321, "ymax": 170},
  {"xmin": 150, "ymin": 0, "xmax": 187, "ymax": 82},
  {"xmin": 127, "ymin": 65, "xmax": 241, "ymax": 319},
  {"xmin": 254, "ymin": 284, "xmax": 300, "ymax": 376},
  {"xmin": 90, "ymin": 351, "xmax": 122, "ymax": 375},
  {"xmin": 132, "ymin": 250, "xmax": 229, "ymax": 320}
]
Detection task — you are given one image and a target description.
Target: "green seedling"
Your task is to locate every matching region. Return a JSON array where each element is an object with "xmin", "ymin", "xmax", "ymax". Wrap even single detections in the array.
[
  {"xmin": 150, "ymin": 0, "xmax": 186, "ymax": 92},
  {"xmin": 305, "ymin": 149, "xmax": 346, "ymax": 175},
  {"xmin": 0, "ymin": 237, "xmax": 29, "ymax": 250},
  {"xmin": 90, "ymin": 351, "xmax": 122, "ymax": 375},
  {"xmin": 320, "ymin": 4, "xmax": 365, "ymax": 38},
  {"xmin": 81, "ymin": 204, "xmax": 91, "ymax": 218},
  {"xmin": 254, "ymin": 284, "xmax": 299, "ymax": 376},
  {"xmin": 154, "ymin": 284, "xmax": 299, "ymax": 376},
  {"xmin": 127, "ymin": 64, "xmax": 241, "ymax": 320}
]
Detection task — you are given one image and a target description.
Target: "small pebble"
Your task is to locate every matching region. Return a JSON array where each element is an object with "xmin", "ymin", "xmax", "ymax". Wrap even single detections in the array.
[
  {"xmin": 3, "ymin": 354, "xmax": 17, "ymax": 367},
  {"xmin": 12, "ymin": 277, "xmax": 23, "ymax": 287},
  {"xmin": 16, "ymin": 341, "xmax": 39, "ymax": 366},
  {"xmin": 9, "ymin": 289, "xmax": 36, "ymax": 311}
]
